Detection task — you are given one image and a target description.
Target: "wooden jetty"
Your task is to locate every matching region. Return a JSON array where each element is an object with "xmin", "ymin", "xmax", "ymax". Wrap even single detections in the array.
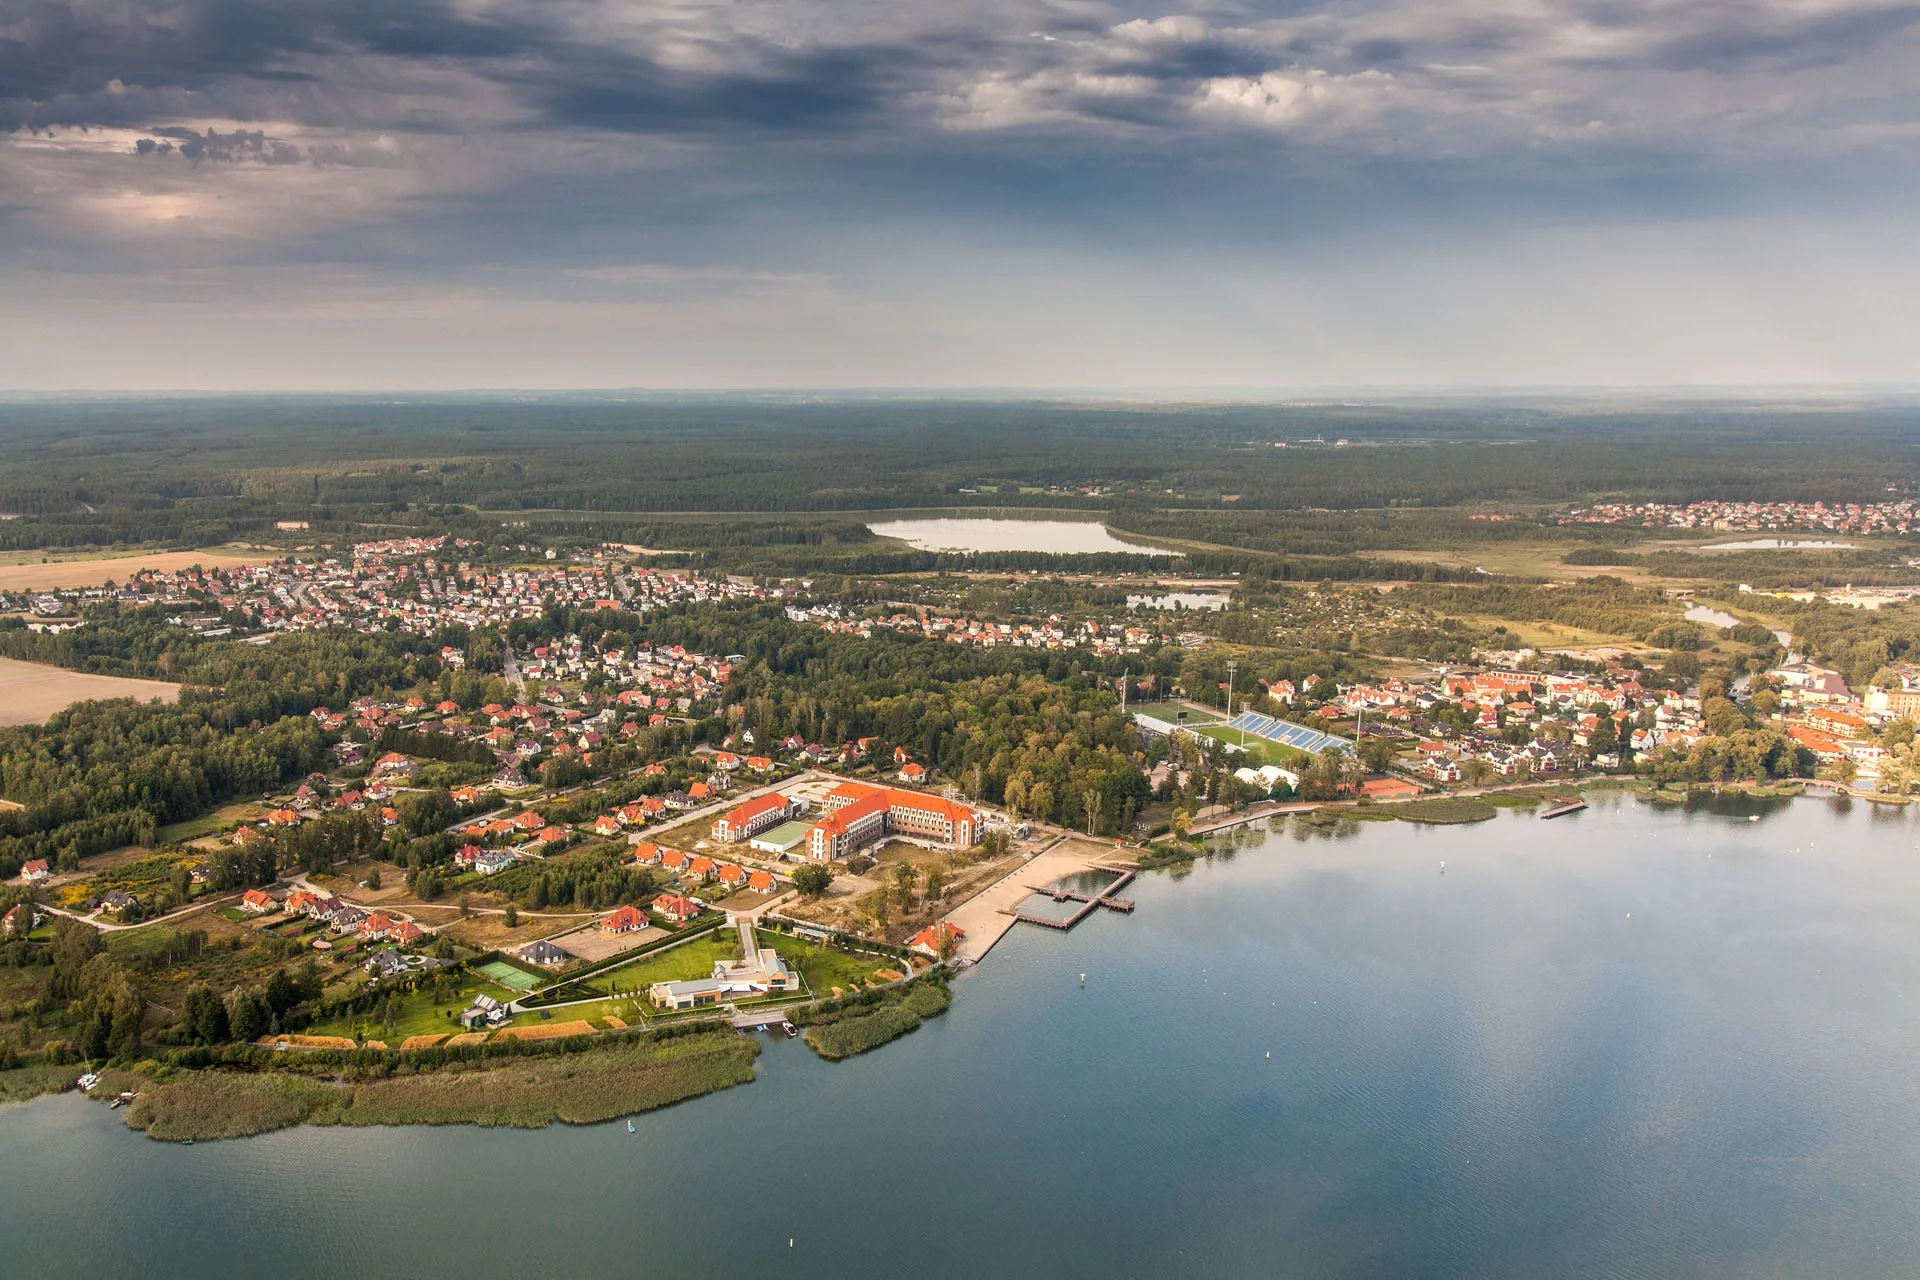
[
  {"xmin": 1005, "ymin": 866, "xmax": 1137, "ymax": 931},
  {"xmin": 1538, "ymin": 799, "xmax": 1588, "ymax": 819}
]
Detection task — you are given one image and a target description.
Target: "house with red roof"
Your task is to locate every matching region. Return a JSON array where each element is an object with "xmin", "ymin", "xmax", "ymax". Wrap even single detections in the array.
[
  {"xmin": 652, "ymin": 893, "xmax": 699, "ymax": 924},
  {"xmin": 240, "ymin": 889, "xmax": 277, "ymax": 913},
  {"xmin": 19, "ymin": 858, "xmax": 50, "ymax": 884},
  {"xmin": 907, "ymin": 921, "xmax": 965, "ymax": 957},
  {"xmin": 602, "ymin": 904, "xmax": 648, "ymax": 934}
]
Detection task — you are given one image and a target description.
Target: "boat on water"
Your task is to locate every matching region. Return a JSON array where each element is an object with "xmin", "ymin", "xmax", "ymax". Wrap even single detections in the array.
[
  {"xmin": 76, "ymin": 1072, "xmax": 100, "ymax": 1092},
  {"xmin": 782, "ymin": 1022, "xmax": 797, "ymax": 1038},
  {"xmin": 628, "ymin": 1119, "xmax": 635, "ymax": 1134}
]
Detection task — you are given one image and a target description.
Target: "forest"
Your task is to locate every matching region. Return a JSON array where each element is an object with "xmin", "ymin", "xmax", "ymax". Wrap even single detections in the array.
[{"xmin": 3, "ymin": 395, "xmax": 1920, "ymax": 554}]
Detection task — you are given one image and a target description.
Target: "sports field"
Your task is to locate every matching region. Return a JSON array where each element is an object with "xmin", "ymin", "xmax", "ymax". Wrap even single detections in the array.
[{"xmin": 476, "ymin": 960, "xmax": 543, "ymax": 992}]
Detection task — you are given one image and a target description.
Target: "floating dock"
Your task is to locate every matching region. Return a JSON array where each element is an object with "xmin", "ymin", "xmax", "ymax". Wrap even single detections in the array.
[
  {"xmin": 1538, "ymin": 799, "xmax": 1588, "ymax": 819},
  {"xmin": 1005, "ymin": 866, "xmax": 1137, "ymax": 931}
]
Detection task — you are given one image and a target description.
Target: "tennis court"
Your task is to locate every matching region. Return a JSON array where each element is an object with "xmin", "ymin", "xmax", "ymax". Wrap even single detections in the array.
[{"xmin": 477, "ymin": 960, "xmax": 543, "ymax": 992}]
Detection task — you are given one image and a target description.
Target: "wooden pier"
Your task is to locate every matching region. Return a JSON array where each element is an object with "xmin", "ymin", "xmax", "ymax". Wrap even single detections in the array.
[
  {"xmin": 1005, "ymin": 866, "xmax": 1137, "ymax": 931},
  {"xmin": 1538, "ymin": 799, "xmax": 1588, "ymax": 819}
]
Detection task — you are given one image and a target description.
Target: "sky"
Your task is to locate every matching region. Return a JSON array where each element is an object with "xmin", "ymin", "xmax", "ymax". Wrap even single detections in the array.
[{"xmin": 2, "ymin": 0, "xmax": 1919, "ymax": 390}]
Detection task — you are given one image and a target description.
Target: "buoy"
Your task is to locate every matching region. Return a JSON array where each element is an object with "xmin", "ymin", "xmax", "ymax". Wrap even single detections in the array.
[
  {"xmin": 1080, "ymin": 973, "xmax": 1086, "ymax": 987},
  {"xmin": 1266, "ymin": 1050, "xmax": 1271, "ymax": 1060},
  {"xmin": 1626, "ymin": 912, "xmax": 1632, "ymax": 920}
]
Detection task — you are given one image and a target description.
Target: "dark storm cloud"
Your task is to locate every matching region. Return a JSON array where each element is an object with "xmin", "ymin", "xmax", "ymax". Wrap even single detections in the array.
[{"xmin": 0, "ymin": 0, "xmax": 937, "ymax": 137}]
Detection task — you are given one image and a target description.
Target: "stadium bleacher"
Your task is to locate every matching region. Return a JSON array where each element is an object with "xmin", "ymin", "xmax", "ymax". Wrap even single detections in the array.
[{"xmin": 1226, "ymin": 711, "xmax": 1351, "ymax": 755}]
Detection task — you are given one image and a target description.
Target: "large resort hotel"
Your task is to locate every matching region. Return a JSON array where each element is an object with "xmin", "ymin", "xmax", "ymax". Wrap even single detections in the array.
[
  {"xmin": 709, "ymin": 779, "xmax": 983, "ymax": 861},
  {"xmin": 806, "ymin": 781, "xmax": 981, "ymax": 861}
]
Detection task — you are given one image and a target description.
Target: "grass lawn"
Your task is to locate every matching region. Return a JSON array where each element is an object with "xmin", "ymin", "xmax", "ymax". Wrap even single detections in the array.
[
  {"xmin": 306, "ymin": 973, "xmax": 522, "ymax": 1043},
  {"xmin": 504, "ymin": 995, "xmax": 658, "ymax": 1029},
  {"xmin": 156, "ymin": 802, "xmax": 264, "ymax": 846},
  {"xmin": 1191, "ymin": 726, "xmax": 1312, "ymax": 768},
  {"xmin": 593, "ymin": 933, "xmax": 740, "ymax": 995},
  {"xmin": 760, "ymin": 930, "xmax": 887, "ymax": 994}
]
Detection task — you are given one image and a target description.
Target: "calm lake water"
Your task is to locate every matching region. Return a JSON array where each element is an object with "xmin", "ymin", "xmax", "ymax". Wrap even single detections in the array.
[
  {"xmin": 7, "ymin": 793, "xmax": 1920, "ymax": 1278},
  {"xmin": 868, "ymin": 517, "xmax": 1175, "ymax": 555},
  {"xmin": 1700, "ymin": 538, "xmax": 1856, "ymax": 551},
  {"xmin": 1128, "ymin": 590, "xmax": 1229, "ymax": 611}
]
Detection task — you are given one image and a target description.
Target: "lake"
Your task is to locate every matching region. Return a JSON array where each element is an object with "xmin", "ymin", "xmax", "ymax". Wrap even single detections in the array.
[
  {"xmin": 6, "ymin": 793, "xmax": 1920, "ymax": 1278},
  {"xmin": 1128, "ymin": 591, "xmax": 1229, "ymax": 611},
  {"xmin": 868, "ymin": 517, "xmax": 1176, "ymax": 556},
  {"xmin": 1682, "ymin": 605, "xmax": 1793, "ymax": 648},
  {"xmin": 1699, "ymin": 538, "xmax": 1856, "ymax": 552}
]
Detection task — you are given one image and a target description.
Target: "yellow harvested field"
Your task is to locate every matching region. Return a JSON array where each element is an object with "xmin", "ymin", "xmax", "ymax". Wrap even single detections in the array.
[
  {"xmin": 0, "ymin": 656, "xmax": 181, "ymax": 725},
  {"xmin": 258, "ymin": 1034, "xmax": 359, "ymax": 1050},
  {"xmin": 493, "ymin": 1020, "xmax": 596, "ymax": 1042},
  {"xmin": 400, "ymin": 1034, "xmax": 449, "ymax": 1051},
  {"xmin": 444, "ymin": 1031, "xmax": 491, "ymax": 1047},
  {"xmin": 0, "ymin": 547, "xmax": 277, "ymax": 591},
  {"xmin": 874, "ymin": 968, "xmax": 906, "ymax": 983},
  {"xmin": 601, "ymin": 1015, "xmax": 627, "ymax": 1028}
]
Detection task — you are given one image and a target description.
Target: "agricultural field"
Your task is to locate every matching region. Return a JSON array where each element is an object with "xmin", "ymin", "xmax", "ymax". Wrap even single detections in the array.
[
  {"xmin": 0, "ymin": 655, "xmax": 180, "ymax": 725},
  {"xmin": 0, "ymin": 546, "xmax": 276, "ymax": 591}
]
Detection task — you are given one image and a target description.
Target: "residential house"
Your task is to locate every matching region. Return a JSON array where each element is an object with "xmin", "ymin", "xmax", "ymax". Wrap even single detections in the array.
[
  {"xmin": 601, "ymin": 904, "xmax": 649, "ymax": 934},
  {"xmin": 518, "ymin": 939, "xmax": 573, "ymax": 966},
  {"xmin": 240, "ymin": 888, "xmax": 277, "ymax": 913},
  {"xmin": 19, "ymin": 858, "xmax": 50, "ymax": 883},
  {"xmin": 652, "ymin": 893, "xmax": 699, "ymax": 925},
  {"xmin": 908, "ymin": 921, "xmax": 965, "ymax": 957}
]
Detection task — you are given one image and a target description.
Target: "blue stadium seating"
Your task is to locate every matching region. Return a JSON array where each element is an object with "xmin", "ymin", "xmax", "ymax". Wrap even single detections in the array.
[{"xmin": 1226, "ymin": 710, "xmax": 1350, "ymax": 754}]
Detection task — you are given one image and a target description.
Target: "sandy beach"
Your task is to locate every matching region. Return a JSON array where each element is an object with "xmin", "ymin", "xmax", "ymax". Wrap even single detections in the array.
[{"xmin": 942, "ymin": 835, "xmax": 1136, "ymax": 964}]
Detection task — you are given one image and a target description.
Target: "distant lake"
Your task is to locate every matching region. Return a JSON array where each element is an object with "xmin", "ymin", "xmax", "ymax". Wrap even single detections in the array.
[
  {"xmin": 6, "ymin": 794, "xmax": 1920, "ymax": 1278},
  {"xmin": 1699, "ymin": 538, "xmax": 1855, "ymax": 552},
  {"xmin": 869, "ymin": 518, "xmax": 1177, "ymax": 556},
  {"xmin": 1683, "ymin": 604, "xmax": 1742, "ymax": 629},
  {"xmin": 1127, "ymin": 591, "xmax": 1228, "ymax": 611}
]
